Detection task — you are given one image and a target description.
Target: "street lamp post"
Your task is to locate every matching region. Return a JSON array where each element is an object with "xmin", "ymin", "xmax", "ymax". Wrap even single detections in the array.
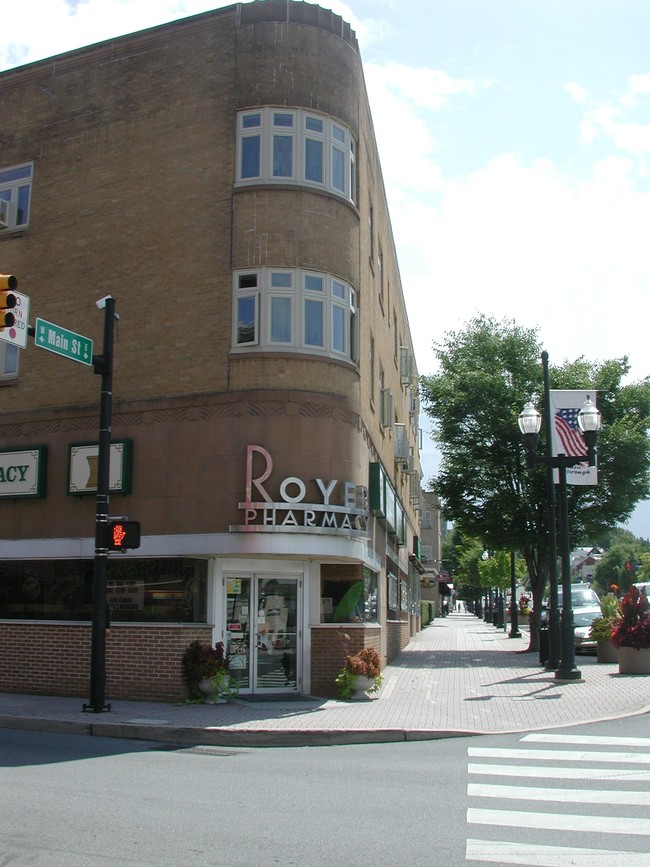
[
  {"xmin": 518, "ymin": 391, "xmax": 601, "ymax": 682},
  {"xmin": 508, "ymin": 551, "xmax": 521, "ymax": 639}
]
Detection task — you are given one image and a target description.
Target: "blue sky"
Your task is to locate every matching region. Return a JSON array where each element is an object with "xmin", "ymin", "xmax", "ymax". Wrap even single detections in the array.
[{"xmin": 2, "ymin": 0, "xmax": 649, "ymax": 538}]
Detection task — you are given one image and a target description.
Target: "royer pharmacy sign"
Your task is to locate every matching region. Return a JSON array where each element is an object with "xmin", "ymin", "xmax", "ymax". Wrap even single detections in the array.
[
  {"xmin": 0, "ymin": 447, "xmax": 47, "ymax": 498},
  {"xmin": 230, "ymin": 445, "xmax": 370, "ymax": 536}
]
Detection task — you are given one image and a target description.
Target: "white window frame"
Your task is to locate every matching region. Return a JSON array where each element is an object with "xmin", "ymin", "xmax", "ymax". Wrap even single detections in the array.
[
  {"xmin": 0, "ymin": 162, "xmax": 33, "ymax": 231},
  {"xmin": 236, "ymin": 108, "xmax": 357, "ymax": 204},
  {"xmin": 232, "ymin": 268, "xmax": 358, "ymax": 363}
]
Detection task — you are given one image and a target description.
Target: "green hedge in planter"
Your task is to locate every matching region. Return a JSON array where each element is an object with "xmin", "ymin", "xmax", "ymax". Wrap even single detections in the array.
[{"xmin": 420, "ymin": 600, "xmax": 435, "ymax": 626}]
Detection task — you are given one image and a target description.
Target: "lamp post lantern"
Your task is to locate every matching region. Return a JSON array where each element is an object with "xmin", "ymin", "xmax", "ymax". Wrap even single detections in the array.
[{"xmin": 518, "ymin": 379, "xmax": 601, "ymax": 682}]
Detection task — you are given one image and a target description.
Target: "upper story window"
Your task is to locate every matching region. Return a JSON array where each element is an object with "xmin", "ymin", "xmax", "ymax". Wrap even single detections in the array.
[
  {"xmin": 233, "ymin": 267, "xmax": 358, "ymax": 363},
  {"xmin": 0, "ymin": 341, "xmax": 19, "ymax": 381},
  {"xmin": 0, "ymin": 163, "xmax": 33, "ymax": 231},
  {"xmin": 236, "ymin": 109, "xmax": 357, "ymax": 204}
]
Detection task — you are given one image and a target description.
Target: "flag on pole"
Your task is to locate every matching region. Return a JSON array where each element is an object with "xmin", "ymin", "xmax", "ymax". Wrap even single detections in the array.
[
  {"xmin": 549, "ymin": 390, "xmax": 598, "ymax": 486},
  {"xmin": 554, "ymin": 407, "xmax": 588, "ymax": 458}
]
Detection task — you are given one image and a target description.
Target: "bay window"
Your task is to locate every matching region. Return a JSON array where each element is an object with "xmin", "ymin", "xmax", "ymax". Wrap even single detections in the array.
[
  {"xmin": 233, "ymin": 267, "xmax": 358, "ymax": 363},
  {"xmin": 236, "ymin": 108, "xmax": 356, "ymax": 204}
]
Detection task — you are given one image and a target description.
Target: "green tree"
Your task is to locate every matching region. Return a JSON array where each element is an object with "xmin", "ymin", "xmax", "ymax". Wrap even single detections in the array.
[{"xmin": 420, "ymin": 314, "xmax": 650, "ymax": 650}]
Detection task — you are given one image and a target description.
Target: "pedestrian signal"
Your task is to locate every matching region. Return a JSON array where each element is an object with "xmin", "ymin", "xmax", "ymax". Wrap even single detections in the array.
[{"xmin": 108, "ymin": 519, "xmax": 141, "ymax": 551}]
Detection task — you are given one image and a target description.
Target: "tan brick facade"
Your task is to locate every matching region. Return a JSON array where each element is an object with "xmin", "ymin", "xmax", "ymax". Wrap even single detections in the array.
[{"xmin": 0, "ymin": 1, "xmax": 422, "ymax": 703}]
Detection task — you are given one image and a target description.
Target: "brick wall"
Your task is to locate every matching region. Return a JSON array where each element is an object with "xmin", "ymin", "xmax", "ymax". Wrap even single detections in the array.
[
  {"xmin": 385, "ymin": 619, "xmax": 411, "ymax": 663},
  {"xmin": 310, "ymin": 626, "xmax": 381, "ymax": 698},
  {"xmin": 0, "ymin": 623, "xmax": 212, "ymax": 702}
]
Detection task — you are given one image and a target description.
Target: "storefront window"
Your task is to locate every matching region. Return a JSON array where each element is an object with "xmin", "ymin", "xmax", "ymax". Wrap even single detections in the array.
[
  {"xmin": 320, "ymin": 564, "xmax": 377, "ymax": 623},
  {"xmin": 0, "ymin": 559, "xmax": 207, "ymax": 623}
]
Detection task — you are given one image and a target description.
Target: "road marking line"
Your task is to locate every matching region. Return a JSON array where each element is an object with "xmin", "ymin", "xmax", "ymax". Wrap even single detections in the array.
[
  {"xmin": 523, "ymin": 733, "xmax": 650, "ymax": 747},
  {"xmin": 466, "ymin": 838, "xmax": 650, "ymax": 865},
  {"xmin": 468, "ymin": 782, "xmax": 650, "ymax": 805},
  {"xmin": 468, "ymin": 747, "xmax": 650, "ymax": 764},
  {"xmin": 467, "ymin": 808, "xmax": 650, "ymax": 835},
  {"xmin": 468, "ymin": 762, "xmax": 650, "ymax": 781}
]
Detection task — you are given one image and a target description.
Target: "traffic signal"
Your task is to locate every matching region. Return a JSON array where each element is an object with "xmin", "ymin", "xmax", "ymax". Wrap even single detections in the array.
[
  {"xmin": 0, "ymin": 274, "xmax": 17, "ymax": 331},
  {"xmin": 108, "ymin": 519, "xmax": 141, "ymax": 551}
]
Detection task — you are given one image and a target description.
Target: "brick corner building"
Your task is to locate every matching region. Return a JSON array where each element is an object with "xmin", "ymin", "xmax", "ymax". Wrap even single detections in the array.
[{"xmin": 0, "ymin": 1, "xmax": 426, "ymax": 702}]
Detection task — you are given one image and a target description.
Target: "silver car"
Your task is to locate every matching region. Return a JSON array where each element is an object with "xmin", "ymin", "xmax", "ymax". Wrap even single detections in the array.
[{"xmin": 547, "ymin": 585, "xmax": 601, "ymax": 653}]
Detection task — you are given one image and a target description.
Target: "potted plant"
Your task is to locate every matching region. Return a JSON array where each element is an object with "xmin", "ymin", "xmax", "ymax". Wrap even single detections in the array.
[
  {"xmin": 589, "ymin": 594, "xmax": 621, "ymax": 663},
  {"xmin": 181, "ymin": 640, "xmax": 237, "ymax": 703},
  {"xmin": 335, "ymin": 646, "xmax": 383, "ymax": 700},
  {"xmin": 611, "ymin": 587, "xmax": 650, "ymax": 674}
]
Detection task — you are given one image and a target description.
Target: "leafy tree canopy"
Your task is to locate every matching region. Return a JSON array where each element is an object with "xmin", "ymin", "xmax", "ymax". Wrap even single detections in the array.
[{"xmin": 420, "ymin": 314, "xmax": 650, "ymax": 648}]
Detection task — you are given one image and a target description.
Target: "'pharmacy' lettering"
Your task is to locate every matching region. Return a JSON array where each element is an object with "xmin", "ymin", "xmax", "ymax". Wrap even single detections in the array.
[
  {"xmin": 229, "ymin": 444, "xmax": 370, "ymax": 537},
  {"xmin": 0, "ymin": 448, "xmax": 45, "ymax": 498},
  {"xmin": 0, "ymin": 465, "xmax": 29, "ymax": 483}
]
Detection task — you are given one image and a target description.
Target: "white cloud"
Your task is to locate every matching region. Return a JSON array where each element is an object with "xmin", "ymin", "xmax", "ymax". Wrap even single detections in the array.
[{"xmin": 565, "ymin": 81, "xmax": 588, "ymax": 105}]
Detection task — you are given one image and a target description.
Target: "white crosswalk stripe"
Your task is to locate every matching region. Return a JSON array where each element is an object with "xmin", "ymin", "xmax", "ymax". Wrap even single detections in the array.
[{"xmin": 466, "ymin": 733, "xmax": 650, "ymax": 865}]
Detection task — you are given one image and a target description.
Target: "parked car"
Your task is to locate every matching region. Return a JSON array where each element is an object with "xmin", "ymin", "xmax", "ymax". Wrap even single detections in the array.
[{"xmin": 540, "ymin": 584, "xmax": 601, "ymax": 653}]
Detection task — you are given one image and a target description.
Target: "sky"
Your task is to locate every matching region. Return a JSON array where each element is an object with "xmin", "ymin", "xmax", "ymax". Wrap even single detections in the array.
[{"xmin": 2, "ymin": 0, "xmax": 649, "ymax": 538}]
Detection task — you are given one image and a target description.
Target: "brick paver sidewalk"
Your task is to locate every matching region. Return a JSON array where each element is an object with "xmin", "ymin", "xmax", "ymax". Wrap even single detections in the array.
[{"xmin": 1, "ymin": 613, "xmax": 648, "ymax": 746}]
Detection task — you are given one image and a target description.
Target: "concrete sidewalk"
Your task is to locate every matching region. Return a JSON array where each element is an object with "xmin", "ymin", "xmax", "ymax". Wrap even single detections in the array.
[{"xmin": 2, "ymin": 613, "xmax": 649, "ymax": 747}]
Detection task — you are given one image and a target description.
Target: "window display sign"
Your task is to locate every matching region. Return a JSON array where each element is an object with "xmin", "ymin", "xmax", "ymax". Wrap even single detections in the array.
[
  {"xmin": 0, "ymin": 447, "xmax": 47, "ymax": 498},
  {"xmin": 230, "ymin": 444, "xmax": 370, "ymax": 537},
  {"xmin": 107, "ymin": 579, "xmax": 144, "ymax": 612}
]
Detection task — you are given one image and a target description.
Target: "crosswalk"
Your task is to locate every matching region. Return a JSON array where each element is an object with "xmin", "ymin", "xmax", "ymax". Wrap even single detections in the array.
[{"xmin": 466, "ymin": 733, "xmax": 650, "ymax": 865}]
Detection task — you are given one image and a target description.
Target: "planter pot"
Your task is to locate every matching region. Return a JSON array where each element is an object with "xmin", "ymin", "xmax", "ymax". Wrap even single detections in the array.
[
  {"xmin": 596, "ymin": 640, "xmax": 618, "ymax": 664},
  {"xmin": 198, "ymin": 674, "xmax": 230, "ymax": 704},
  {"xmin": 351, "ymin": 675, "xmax": 377, "ymax": 701},
  {"xmin": 618, "ymin": 646, "xmax": 650, "ymax": 675}
]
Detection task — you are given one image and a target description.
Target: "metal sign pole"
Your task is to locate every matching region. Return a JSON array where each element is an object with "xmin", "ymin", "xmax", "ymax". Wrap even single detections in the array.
[{"xmin": 83, "ymin": 296, "xmax": 116, "ymax": 713}]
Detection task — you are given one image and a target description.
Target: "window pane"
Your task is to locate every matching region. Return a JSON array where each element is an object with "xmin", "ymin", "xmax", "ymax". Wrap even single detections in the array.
[
  {"xmin": 332, "ymin": 279, "xmax": 346, "ymax": 299},
  {"xmin": 305, "ymin": 139, "xmax": 323, "ymax": 182},
  {"xmin": 304, "ymin": 299, "xmax": 323, "ymax": 346},
  {"xmin": 236, "ymin": 296, "xmax": 257, "ymax": 344},
  {"xmin": 306, "ymin": 116, "xmax": 323, "ymax": 133},
  {"xmin": 1, "ymin": 343, "xmax": 19, "ymax": 376},
  {"xmin": 304, "ymin": 274, "xmax": 323, "ymax": 292},
  {"xmin": 270, "ymin": 297, "xmax": 292, "ymax": 343},
  {"xmin": 0, "ymin": 165, "xmax": 32, "ymax": 184},
  {"xmin": 17, "ymin": 185, "xmax": 30, "ymax": 225},
  {"xmin": 332, "ymin": 124, "xmax": 345, "ymax": 143},
  {"xmin": 242, "ymin": 113, "xmax": 261, "ymax": 128},
  {"xmin": 332, "ymin": 304, "xmax": 345, "ymax": 353},
  {"xmin": 238, "ymin": 274, "xmax": 257, "ymax": 289},
  {"xmin": 332, "ymin": 147, "xmax": 345, "ymax": 192},
  {"xmin": 273, "ymin": 113, "xmax": 293, "ymax": 127},
  {"xmin": 271, "ymin": 272, "xmax": 292, "ymax": 288},
  {"xmin": 273, "ymin": 135, "xmax": 293, "ymax": 177},
  {"xmin": 241, "ymin": 136, "xmax": 261, "ymax": 178}
]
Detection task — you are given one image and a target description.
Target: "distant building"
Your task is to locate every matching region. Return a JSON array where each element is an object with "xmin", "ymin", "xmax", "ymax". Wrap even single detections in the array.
[
  {"xmin": 418, "ymin": 491, "xmax": 449, "ymax": 615},
  {"xmin": 0, "ymin": 1, "xmax": 423, "ymax": 701}
]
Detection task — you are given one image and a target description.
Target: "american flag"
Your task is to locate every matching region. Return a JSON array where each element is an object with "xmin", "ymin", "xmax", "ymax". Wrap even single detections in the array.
[{"xmin": 554, "ymin": 407, "xmax": 588, "ymax": 457}]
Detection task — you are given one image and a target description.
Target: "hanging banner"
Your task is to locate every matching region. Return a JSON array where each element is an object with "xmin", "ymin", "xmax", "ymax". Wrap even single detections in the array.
[{"xmin": 549, "ymin": 389, "xmax": 597, "ymax": 486}]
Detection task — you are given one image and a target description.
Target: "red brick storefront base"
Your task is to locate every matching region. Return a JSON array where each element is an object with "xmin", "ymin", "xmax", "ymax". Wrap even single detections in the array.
[
  {"xmin": 310, "ymin": 625, "xmax": 382, "ymax": 698},
  {"xmin": 0, "ymin": 622, "xmax": 212, "ymax": 702}
]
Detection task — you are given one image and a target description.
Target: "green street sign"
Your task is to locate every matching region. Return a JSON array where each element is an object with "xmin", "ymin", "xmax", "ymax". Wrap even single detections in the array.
[{"xmin": 35, "ymin": 318, "xmax": 94, "ymax": 366}]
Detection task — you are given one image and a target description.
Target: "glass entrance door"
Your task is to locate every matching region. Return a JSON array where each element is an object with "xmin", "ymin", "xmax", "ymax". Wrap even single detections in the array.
[{"xmin": 225, "ymin": 575, "xmax": 299, "ymax": 694}]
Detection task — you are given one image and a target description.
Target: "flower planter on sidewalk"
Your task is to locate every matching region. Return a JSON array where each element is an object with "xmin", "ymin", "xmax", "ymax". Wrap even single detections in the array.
[{"xmin": 618, "ymin": 646, "xmax": 650, "ymax": 675}]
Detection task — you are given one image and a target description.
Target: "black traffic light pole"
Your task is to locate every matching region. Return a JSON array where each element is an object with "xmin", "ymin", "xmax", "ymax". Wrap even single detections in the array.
[{"xmin": 83, "ymin": 296, "xmax": 117, "ymax": 713}]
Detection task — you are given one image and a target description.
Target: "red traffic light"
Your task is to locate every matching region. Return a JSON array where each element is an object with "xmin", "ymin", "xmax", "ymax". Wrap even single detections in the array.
[{"xmin": 108, "ymin": 520, "xmax": 141, "ymax": 551}]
